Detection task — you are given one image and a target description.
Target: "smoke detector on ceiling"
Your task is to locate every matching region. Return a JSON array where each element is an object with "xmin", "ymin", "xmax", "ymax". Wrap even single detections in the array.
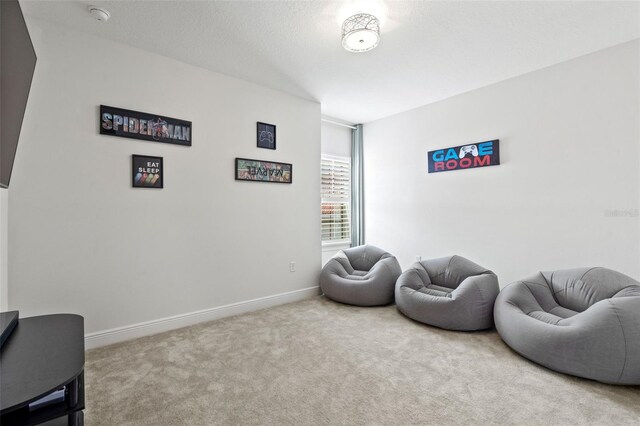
[{"xmin": 88, "ymin": 6, "xmax": 111, "ymax": 22}]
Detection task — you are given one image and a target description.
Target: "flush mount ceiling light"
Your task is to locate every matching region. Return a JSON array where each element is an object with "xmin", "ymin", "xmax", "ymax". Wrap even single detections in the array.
[
  {"xmin": 88, "ymin": 5, "xmax": 111, "ymax": 22},
  {"xmin": 341, "ymin": 13, "xmax": 380, "ymax": 53}
]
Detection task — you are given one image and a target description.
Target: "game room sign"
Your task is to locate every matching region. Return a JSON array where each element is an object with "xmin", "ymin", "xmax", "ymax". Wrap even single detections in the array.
[
  {"xmin": 427, "ymin": 139, "xmax": 500, "ymax": 173},
  {"xmin": 100, "ymin": 105, "xmax": 192, "ymax": 146}
]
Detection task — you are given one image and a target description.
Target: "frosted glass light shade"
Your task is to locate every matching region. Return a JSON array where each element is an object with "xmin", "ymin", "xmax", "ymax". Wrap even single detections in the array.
[{"xmin": 342, "ymin": 13, "xmax": 380, "ymax": 53}]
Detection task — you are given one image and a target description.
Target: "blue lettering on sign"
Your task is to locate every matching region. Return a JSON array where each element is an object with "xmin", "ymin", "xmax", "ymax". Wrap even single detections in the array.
[
  {"xmin": 478, "ymin": 141, "xmax": 493, "ymax": 156},
  {"xmin": 444, "ymin": 148, "xmax": 459, "ymax": 161},
  {"xmin": 432, "ymin": 150, "xmax": 445, "ymax": 162}
]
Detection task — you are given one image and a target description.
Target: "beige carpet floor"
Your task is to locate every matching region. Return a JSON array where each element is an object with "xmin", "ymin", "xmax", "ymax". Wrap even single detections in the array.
[{"xmin": 85, "ymin": 296, "xmax": 640, "ymax": 425}]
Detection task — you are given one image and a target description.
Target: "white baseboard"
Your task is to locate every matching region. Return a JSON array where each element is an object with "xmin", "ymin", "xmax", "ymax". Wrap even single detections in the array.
[{"xmin": 84, "ymin": 286, "xmax": 320, "ymax": 350}]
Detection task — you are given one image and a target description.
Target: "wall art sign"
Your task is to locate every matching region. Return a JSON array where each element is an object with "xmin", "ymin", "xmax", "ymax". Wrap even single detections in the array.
[
  {"xmin": 427, "ymin": 139, "xmax": 500, "ymax": 173},
  {"xmin": 100, "ymin": 105, "xmax": 192, "ymax": 146},
  {"xmin": 132, "ymin": 155, "xmax": 163, "ymax": 188},
  {"xmin": 257, "ymin": 122, "xmax": 276, "ymax": 150},
  {"xmin": 235, "ymin": 158, "xmax": 292, "ymax": 184}
]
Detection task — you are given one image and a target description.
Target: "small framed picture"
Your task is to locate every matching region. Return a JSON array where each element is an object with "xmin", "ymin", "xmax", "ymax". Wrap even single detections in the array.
[
  {"xmin": 132, "ymin": 155, "xmax": 163, "ymax": 188},
  {"xmin": 257, "ymin": 122, "xmax": 276, "ymax": 150}
]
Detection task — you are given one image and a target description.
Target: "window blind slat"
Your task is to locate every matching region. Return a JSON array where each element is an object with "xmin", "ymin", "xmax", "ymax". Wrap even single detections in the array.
[{"xmin": 321, "ymin": 154, "xmax": 351, "ymax": 243}]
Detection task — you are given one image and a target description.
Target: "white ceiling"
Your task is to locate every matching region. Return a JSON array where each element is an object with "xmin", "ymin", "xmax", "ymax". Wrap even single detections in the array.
[{"xmin": 21, "ymin": 1, "xmax": 640, "ymax": 123}]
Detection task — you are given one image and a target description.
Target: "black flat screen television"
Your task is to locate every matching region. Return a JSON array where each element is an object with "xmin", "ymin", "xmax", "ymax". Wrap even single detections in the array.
[{"xmin": 1, "ymin": 0, "xmax": 37, "ymax": 188}]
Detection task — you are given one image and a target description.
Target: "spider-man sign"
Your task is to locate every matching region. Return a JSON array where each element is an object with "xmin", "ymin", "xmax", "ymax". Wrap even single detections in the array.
[{"xmin": 100, "ymin": 105, "xmax": 192, "ymax": 146}]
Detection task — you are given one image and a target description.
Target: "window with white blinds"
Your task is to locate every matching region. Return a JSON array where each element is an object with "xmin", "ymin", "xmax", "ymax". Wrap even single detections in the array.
[{"xmin": 321, "ymin": 155, "xmax": 351, "ymax": 244}]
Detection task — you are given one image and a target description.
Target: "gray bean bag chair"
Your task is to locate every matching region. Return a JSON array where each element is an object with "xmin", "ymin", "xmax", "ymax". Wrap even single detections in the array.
[
  {"xmin": 494, "ymin": 267, "xmax": 640, "ymax": 385},
  {"xmin": 320, "ymin": 245, "xmax": 401, "ymax": 306},
  {"xmin": 395, "ymin": 255, "xmax": 499, "ymax": 331}
]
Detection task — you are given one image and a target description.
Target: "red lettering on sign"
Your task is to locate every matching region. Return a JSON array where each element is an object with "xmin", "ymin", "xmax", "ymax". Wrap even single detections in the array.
[
  {"xmin": 474, "ymin": 156, "xmax": 490, "ymax": 166},
  {"xmin": 435, "ymin": 162, "xmax": 444, "ymax": 171},
  {"xmin": 459, "ymin": 158, "xmax": 472, "ymax": 168},
  {"xmin": 446, "ymin": 160, "xmax": 458, "ymax": 169}
]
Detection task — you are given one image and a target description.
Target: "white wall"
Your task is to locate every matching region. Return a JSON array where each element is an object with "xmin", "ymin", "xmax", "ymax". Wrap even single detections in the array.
[
  {"xmin": 0, "ymin": 189, "xmax": 7, "ymax": 311},
  {"xmin": 364, "ymin": 40, "xmax": 640, "ymax": 285},
  {"xmin": 8, "ymin": 19, "xmax": 321, "ymax": 336},
  {"xmin": 321, "ymin": 119, "xmax": 352, "ymax": 265},
  {"xmin": 321, "ymin": 119, "xmax": 352, "ymax": 158}
]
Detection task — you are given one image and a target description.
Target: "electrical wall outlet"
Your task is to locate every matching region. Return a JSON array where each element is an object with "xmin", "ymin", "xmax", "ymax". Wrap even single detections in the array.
[
  {"xmin": 415, "ymin": 255, "xmax": 422, "ymax": 262},
  {"xmin": 289, "ymin": 261, "xmax": 296, "ymax": 272}
]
